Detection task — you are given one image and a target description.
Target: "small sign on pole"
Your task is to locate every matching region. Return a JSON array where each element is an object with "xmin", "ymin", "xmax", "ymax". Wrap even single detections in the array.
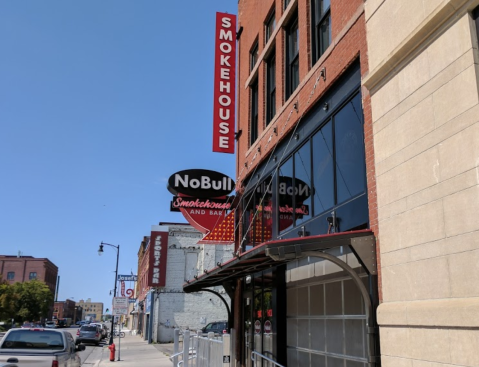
[{"xmin": 112, "ymin": 297, "xmax": 128, "ymax": 316}]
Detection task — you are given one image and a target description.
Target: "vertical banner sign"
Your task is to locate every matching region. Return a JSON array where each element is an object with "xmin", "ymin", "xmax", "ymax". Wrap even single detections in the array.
[
  {"xmin": 213, "ymin": 12, "xmax": 237, "ymax": 154},
  {"xmin": 147, "ymin": 231, "xmax": 169, "ymax": 287}
]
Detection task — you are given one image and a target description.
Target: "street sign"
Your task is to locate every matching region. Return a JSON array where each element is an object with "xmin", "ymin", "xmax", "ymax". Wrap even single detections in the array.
[
  {"xmin": 264, "ymin": 320, "xmax": 272, "ymax": 334},
  {"xmin": 112, "ymin": 297, "xmax": 128, "ymax": 315},
  {"xmin": 254, "ymin": 320, "xmax": 261, "ymax": 334}
]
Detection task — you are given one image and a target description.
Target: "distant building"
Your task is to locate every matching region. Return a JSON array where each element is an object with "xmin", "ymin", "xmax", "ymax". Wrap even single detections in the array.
[
  {"xmin": 137, "ymin": 223, "xmax": 233, "ymax": 343},
  {"xmin": 77, "ymin": 298, "xmax": 103, "ymax": 322},
  {"xmin": 53, "ymin": 299, "xmax": 76, "ymax": 320},
  {"xmin": 0, "ymin": 255, "xmax": 58, "ymax": 295}
]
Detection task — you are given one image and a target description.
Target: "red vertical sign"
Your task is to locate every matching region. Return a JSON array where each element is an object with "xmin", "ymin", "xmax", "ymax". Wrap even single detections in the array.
[
  {"xmin": 147, "ymin": 231, "xmax": 168, "ymax": 287},
  {"xmin": 212, "ymin": 12, "xmax": 236, "ymax": 154}
]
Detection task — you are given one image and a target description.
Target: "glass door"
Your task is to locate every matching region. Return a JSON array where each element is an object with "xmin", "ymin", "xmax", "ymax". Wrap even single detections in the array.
[{"xmin": 244, "ymin": 287, "xmax": 253, "ymax": 367}]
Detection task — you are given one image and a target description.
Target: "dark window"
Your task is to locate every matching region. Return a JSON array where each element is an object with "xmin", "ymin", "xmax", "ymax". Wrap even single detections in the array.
[
  {"xmin": 242, "ymin": 175, "xmax": 274, "ymax": 249},
  {"xmin": 265, "ymin": 11, "xmax": 276, "ymax": 43},
  {"xmin": 286, "ymin": 15, "xmax": 299, "ymax": 99},
  {"xmin": 284, "ymin": 0, "xmax": 291, "ymax": 10},
  {"xmin": 311, "ymin": 0, "xmax": 331, "ymax": 64},
  {"xmin": 242, "ymin": 89, "xmax": 365, "ymax": 239},
  {"xmin": 250, "ymin": 41, "xmax": 259, "ymax": 71},
  {"xmin": 312, "ymin": 121, "xmax": 334, "ymax": 214},
  {"xmin": 294, "ymin": 142, "xmax": 313, "ymax": 226},
  {"xmin": 1, "ymin": 330, "xmax": 64, "ymax": 350},
  {"xmin": 266, "ymin": 52, "xmax": 276, "ymax": 124},
  {"xmin": 7, "ymin": 272, "xmax": 14, "ymax": 280},
  {"xmin": 250, "ymin": 79, "xmax": 259, "ymax": 145},
  {"xmin": 29, "ymin": 272, "xmax": 37, "ymax": 280},
  {"xmin": 279, "ymin": 157, "xmax": 294, "ymax": 234},
  {"xmin": 334, "ymin": 94, "xmax": 365, "ymax": 203}
]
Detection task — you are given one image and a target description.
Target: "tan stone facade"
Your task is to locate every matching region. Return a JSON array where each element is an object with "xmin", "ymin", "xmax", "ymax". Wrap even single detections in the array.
[
  {"xmin": 77, "ymin": 298, "xmax": 104, "ymax": 322},
  {"xmin": 364, "ymin": 0, "xmax": 479, "ymax": 366}
]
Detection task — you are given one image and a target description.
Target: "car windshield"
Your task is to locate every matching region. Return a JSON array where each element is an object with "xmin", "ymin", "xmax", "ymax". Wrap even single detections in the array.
[{"xmin": 1, "ymin": 330, "xmax": 64, "ymax": 350}]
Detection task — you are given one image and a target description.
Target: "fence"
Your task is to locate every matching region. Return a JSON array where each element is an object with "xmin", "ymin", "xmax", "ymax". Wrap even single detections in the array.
[{"xmin": 169, "ymin": 328, "xmax": 235, "ymax": 367}]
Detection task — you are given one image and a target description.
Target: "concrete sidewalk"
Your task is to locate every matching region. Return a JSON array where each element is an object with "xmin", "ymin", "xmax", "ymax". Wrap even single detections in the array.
[{"xmin": 84, "ymin": 333, "xmax": 173, "ymax": 367}]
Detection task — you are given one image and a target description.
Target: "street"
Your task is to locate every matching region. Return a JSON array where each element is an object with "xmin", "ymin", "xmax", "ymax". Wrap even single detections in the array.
[{"xmin": 65, "ymin": 326, "xmax": 108, "ymax": 366}]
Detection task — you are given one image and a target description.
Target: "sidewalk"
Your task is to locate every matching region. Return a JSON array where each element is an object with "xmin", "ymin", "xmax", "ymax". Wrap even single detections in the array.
[{"xmin": 84, "ymin": 333, "xmax": 173, "ymax": 367}]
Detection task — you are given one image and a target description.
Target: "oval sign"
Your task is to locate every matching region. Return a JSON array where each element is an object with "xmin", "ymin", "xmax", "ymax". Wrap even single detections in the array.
[
  {"xmin": 254, "ymin": 320, "xmax": 261, "ymax": 334},
  {"xmin": 264, "ymin": 320, "xmax": 272, "ymax": 334},
  {"xmin": 167, "ymin": 169, "xmax": 235, "ymax": 198}
]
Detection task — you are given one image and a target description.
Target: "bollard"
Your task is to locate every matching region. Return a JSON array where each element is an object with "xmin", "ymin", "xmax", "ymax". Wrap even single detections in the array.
[
  {"xmin": 183, "ymin": 330, "xmax": 190, "ymax": 367},
  {"xmin": 222, "ymin": 333, "xmax": 231, "ymax": 366},
  {"xmin": 174, "ymin": 329, "xmax": 180, "ymax": 367}
]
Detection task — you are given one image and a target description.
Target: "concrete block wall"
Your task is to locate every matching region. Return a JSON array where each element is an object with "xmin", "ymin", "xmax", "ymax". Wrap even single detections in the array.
[
  {"xmin": 364, "ymin": 0, "xmax": 479, "ymax": 366},
  {"xmin": 151, "ymin": 224, "xmax": 233, "ymax": 343}
]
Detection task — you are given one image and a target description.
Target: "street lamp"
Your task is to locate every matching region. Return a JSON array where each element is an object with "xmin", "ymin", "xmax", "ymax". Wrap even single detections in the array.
[{"xmin": 98, "ymin": 241, "xmax": 120, "ymax": 345}]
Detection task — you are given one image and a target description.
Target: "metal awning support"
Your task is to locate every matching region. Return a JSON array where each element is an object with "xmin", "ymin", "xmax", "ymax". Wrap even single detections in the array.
[{"xmin": 197, "ymin": 288, "xmax": 232, "ymax": 330}]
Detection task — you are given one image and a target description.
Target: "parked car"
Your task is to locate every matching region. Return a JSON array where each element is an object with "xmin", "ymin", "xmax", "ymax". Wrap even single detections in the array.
[
  {"xmin": 90, "ymin": 323, "xmax": 108, "ymax": 339},
  {"xmin": 75, "ymin": 324, "xmax": 102, "ymax": 346},
  {"xmin": 0, "ymin": 327, "xmax": 85, "ymax": 367},
  {"xmin": 44, "ymin": 321, "xmax": 56, "ymax": 329},
  {"xmin": 201, "ymin": 321, "xmax": 228, "ymax": 335}
]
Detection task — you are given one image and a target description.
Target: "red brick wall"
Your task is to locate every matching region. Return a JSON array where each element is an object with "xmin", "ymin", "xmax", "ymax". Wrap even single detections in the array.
[
  {"xmin": 0, "ymin": 256, "xmax": 58, "ymax": 295},
  {"xmin": 236, "ymin": 0, "xmax": 381, "ymax": 299}
]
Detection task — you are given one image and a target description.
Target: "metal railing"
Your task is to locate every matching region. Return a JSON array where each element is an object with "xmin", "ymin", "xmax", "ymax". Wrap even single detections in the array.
[
  {"xmin": 251, "ymin": 350, "xmax": 285, "ymax": 367},
  {"xmin": 169, "ymin": 328, "xmax": 234, "ymax": 367}
]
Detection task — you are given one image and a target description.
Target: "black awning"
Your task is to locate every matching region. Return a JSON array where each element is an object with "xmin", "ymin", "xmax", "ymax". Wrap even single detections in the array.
[{"xmin": 183, "ymin": 229, "xmax": 376, "ymax": 293}]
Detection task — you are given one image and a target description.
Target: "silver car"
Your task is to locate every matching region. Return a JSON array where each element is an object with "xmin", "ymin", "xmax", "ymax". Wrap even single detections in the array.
[{"xmin": 75, "ymin": 324, "xmax": 102, "ymax": 346}]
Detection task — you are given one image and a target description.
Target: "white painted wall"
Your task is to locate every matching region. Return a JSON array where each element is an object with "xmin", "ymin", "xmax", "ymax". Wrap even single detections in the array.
[{"xmin": 150, "ymin": 224, "xmax": 234, "ymax": 343}]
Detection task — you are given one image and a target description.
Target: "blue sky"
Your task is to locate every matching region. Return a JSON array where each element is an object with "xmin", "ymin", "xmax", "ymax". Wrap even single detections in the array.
[{"xmin": 0, "ymin": 1, "xmax": 237, "ymax": 312}]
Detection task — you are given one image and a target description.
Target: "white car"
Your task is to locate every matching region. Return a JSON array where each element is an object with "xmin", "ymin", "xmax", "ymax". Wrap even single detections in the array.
[
  {"xmin": 44, "ymin": 321, "xmax": 56, "ymax": 328},
  {"xmin": 0, "ymin": 328, "xmax": 85, "ymax": 367}
]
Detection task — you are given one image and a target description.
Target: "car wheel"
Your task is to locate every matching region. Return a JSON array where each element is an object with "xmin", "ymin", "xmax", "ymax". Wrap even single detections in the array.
[{"xmin": 95, "ymin": 341, "xmax": 100, "ymax": 346}]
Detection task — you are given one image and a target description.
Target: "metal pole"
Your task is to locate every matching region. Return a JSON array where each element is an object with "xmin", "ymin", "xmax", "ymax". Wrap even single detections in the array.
[
  {"xmin": 174, "ymin": 329, "xmax": 180, "ymax": 367},
  {"xmin": 118, "ymin": 322, "xmax": 121, "ymax": 361},
  {"xmin": 183, "ymin": 330, "xmax": 190, "ymax": 367},
  {"xmin": 109, "ymin": 245, "xmax": 119, "ymax": 345}
]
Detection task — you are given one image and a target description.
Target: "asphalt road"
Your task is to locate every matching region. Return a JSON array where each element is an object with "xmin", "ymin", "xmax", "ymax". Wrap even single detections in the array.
[{"xmin": 65, "ymin": 326, "xmax": 109, "ymax": 365}]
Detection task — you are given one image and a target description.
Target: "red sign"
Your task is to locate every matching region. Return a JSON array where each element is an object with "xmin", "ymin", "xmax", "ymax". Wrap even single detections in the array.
[
  {"xmin": 120, "ymin": 281, "xmax": 125, "ymax": 296},
  {"xmin": 147, "ymin": 230, "xmax": 169, "ymax": 287},
  {"xmin": 213, "ymin": 12, "xmax": 236, "ymax": 154},
  {"xmin": 254, "ymin": 320, "xmax": 261, "ymax": 334}
]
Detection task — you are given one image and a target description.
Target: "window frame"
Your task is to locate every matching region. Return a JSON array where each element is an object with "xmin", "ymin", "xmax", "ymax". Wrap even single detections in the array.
[
  {"xmin": 285, "ymin": 14, "xmax": 299, "ymax": 99},
  {"xmin": 250, "ymin": 78, "xmax": 259, "ymax": 145},
  {"xmin": 311, "ymin": 0, "xmax": 332, "ymax": 64},
  {"xmin": 29, "ymin": 272, "xmax": 37, "ymax": 280},
  {"xmin": 241, "ymin": 87, "xmax": 367, "ymax": 242},
  {"xmin": 265, "ymin": 10, "xmax": 276, "ymax": 44},
  {"xmin": 250, "ymin": 41, "xmax": 259, "ymax": 72},
  {"xmin": 7, "ymin": 271, "xmax": 15, "ymax": 280},
  {"xmin": 266, "ymin": 50, "xmax": 276, "ymax": 125}
]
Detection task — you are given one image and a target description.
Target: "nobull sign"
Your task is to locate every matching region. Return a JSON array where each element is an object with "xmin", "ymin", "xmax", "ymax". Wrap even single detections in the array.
[{"xmin": 167, "ymin": 169, "xmax": 235, "ymax": 198}]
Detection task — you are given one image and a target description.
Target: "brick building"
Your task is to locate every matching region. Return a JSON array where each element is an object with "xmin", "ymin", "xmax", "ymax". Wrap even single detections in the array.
[
  {"xmin": 0, "ymin": 255, "xmax": 58, "ymax": 295},
  {"xmin": 184, "ymin": 1, "xmax": 379, "ymax": 366},
  {"xmin": 53, "ymin": 299, "xmax": 76, "ymax": 320},
  {"xmin": 137, "ymin": 223, "xmax": 233, "ymax": 343}
]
